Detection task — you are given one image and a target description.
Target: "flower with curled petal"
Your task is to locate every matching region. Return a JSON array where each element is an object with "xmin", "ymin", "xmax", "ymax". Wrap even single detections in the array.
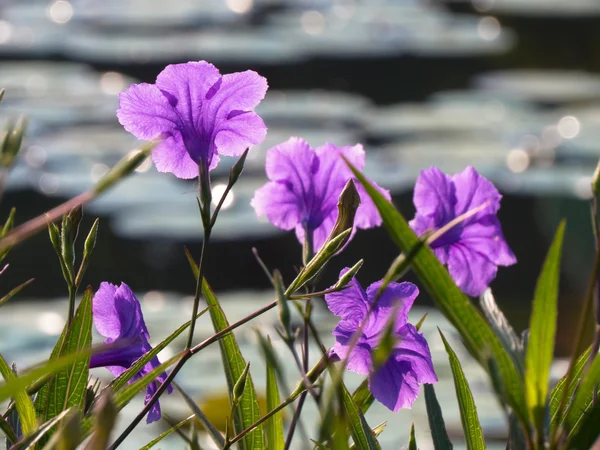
[
  {"xmin": 117, "ymin": 61, "xmax": 268, "ymax": 179},
  {"xmin": 325, "ymin": 269, "xmax": 437, "ymax": 411},
  {"xmin": 90, "ymin": 282, "xmax": 171, "ymax": 424},
  {"xmin": 409, "ymin": 166, "xmax": 516, "ymax": 297},
  {"xmin": 251, "ymin": 137, "xmax": 390, "ymax": 253}
]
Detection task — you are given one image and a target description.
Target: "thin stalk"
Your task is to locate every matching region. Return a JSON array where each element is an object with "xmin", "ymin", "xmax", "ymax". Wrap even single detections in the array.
[
  {"xmin": 283, "ymin": 392, "xmax": 308, "ymax": 450},
  {"xmin": 67, "ymin": 284, "xmax": 76, "ymax": 327},
  {"xmin": 185, "ymin": 226, "xmax": 210, "ymax": 350},
  {"xmin": 109, "ymin": 299, "xmax": 280, "ymax": 449}
]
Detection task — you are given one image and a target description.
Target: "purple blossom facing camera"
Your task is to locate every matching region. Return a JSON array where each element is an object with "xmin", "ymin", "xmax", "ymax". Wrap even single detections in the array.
[
  {"xmin": 90, "ymin": 282, "xmax": 172, "ymax": 424},
  {"xmin": 251, "ymin": 137, "xmax": 390, "ymax": 253},
  {"xmin": 117, "ymin": 61, "xmax": 268, "ymax": 179},
  {"xmin": 409, "ymin": 166, "xmax": 516, "ymax": 297},
  {"xmin": 325, "ymin": 269, "xmax": 437, "ymax": 411}
]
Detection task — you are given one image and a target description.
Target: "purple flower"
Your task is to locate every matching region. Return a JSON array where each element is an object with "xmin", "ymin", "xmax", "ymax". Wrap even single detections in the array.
[
  {"xmin": 325, "ymin": 269, "xmax": 437, "ymax": 411},
  {"xmin": 251, "ymin": 137, "xmax": 390, "ymax": 253},
  {"xmin": 409, "ymin": 166, "xmax": 516, "ymax": 297},
  {"xmin": 90, "ymin": 282, "xmax": 172, "ymax": 424},
  {"xmin": 117, "ymin": 61, "xmax": 268, "ymax": 179}
]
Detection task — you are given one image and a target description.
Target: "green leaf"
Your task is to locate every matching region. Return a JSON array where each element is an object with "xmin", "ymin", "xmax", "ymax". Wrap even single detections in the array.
[
  {"xmin": 564, "ymin": 353, "xmax": 600, "ymax": 437},
  {"xmin": 0, "ymin": 409, "xmax": 18, "ymax": 444},
  {"xmin": 408, "ymin": 424, "xmax": 417, "ymax": 450},
  {"xmin": 172, "ymin": 381, "xmax": 224, "ymax": 448},
  {"xmin": 265, "ymin": 338, "xmax": 284, "ymax": 450},
  {"xmin": 549, "ymin": 346, "xmax": 591, "ymax": 429},
  {"xmin": 524, "ymin": 221, "xmax": 565, "ymax": 437},
  {"xmin": 185, "ymin": 249, "xmax": 265, "ymax": 450},
  {"xmin": 351, "ymin": 379, "xmax": 374, "ymax": 415},
  {"xmin": 424, "ymin": 384, "xmax": 453, "ymax": 450},
  {"xmin": 0, "ymin": 355, "xmax": 36, "ymax": 436},
  {"xmin": 563, "ymin": 400, "xmax": 600, "ymax": 450},
  {"xmin": 0, "ymin": 278, "xmax": 34, "ymax": 308},
  {"xmin": 106, "ymin": 306, "xmax": 210, "ymax": 394},
  {"xmin": 341, "ymin": 383, "xmax": 381, "ymax": 450},
  {"xmin": 349, "ymin": 422, "xmax": 386, "ymax": 449},
  {"xmin": 439, "ymin": 330, "xmax": 485, "ymax": 450},
  {"xmin": 0, "ymin": 349, "xmax": 92, "ymax": 404},
  {"xmin": 40, "ymin": 409, "xmax": 82, "ymax": 450},
  {"xmin": 34, "ymin": 287, "xmax": 92, "ymax": 441},
  {"xmin": 139, "ymin": 415, "xmax": 195, "ymax": 450},
  {"xmin": 83, "ymin": 391, "xmax": 117, "ymax": 450},
  {"xmin": 346, "ymin": 162, "xmax": 528, "ymax": 428}
]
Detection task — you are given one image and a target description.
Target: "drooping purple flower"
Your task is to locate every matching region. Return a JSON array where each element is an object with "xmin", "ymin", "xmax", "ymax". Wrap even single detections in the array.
[
  {"xmin": 251, "ymin": 137, "xmax": 390, "ymax": 253},
  {"xmin": 409, "ymin": 166, "xmax": 516, "ymax": 297},
  {"xmin": 90, "ymin": 282, "xmax": 172, "ymax": 424},
  {"xmin": 325, "ymin": 269, "xmax": 437, "ymax": 411},
  {"xmin": 117, "ymin": 61, "xmax": 268, "ymax": 179}
]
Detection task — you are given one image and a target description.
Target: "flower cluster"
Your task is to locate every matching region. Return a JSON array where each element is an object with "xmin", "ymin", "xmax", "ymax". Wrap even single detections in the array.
[{"xmin": 105, "ymin": 60, "xmax": 517, "ymax": 421}]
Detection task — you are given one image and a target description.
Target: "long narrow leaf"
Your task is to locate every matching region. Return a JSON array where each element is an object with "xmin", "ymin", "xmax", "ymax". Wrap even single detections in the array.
[
  {"xmin": 341, "ymin": 384, "xmax": 381, "ymax": 450},
  {"xmin": 0, "ymin": 278, "xmax": 34, "ymax": 308},
  {"xmin": 524, "ymin": 222, "xmax": 565, "ymax": 437},
  {"xmin": 564, "ymin": 354, "xmax": 600, "ymax": 436},
  {"xmin": 185, "ymin": 249, "xmax": 265, "ymax": 450},
  {"xmin": 0, "ymin": 356, "xmax": 36, "ymax": 436},
  {"xmin": 139, "ymin": 415, "xmax": 195, "ymax": 450},
  {"xmin": 349, "ymin": 423, "xmax": 386, "ymax": 450},
  {"xmin": 439, "ymin": 331, "xmax": 485, "ymax": 450},
  {"xmin": 351, "ymin": 380, "xmax": 374, "ymax": 415},
  {"xmin": 0, "ymin": 410, "xmax": 17, "ymax": 444},
  {"xmin": 563, "ymin": 400, "xmax": 600, "ymax": 450},
  {"xmin": 265, "ymin": 338, "xmax": 284, "ymax": 450},
  {"xmin": 172, "ymin": 382, "xmax": 225, "ymax": 448},
  {"xmin": 35, "ymin": 288, "xmax": 93, "ymax": 446},
  {"xmin": 424, "ymin": 384, "xmax": 453, "ymax": 450},
  {"xmin": 347, "ymin": 162, "xmax": 529, "ymax": 428},
  {"xmin": 549, "ymin": 346, "xmax": 591, "ymax": 429}
]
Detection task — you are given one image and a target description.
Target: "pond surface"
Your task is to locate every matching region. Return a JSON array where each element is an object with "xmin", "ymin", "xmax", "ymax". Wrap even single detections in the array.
[{"xmin": 0, "ymin": 0, "xmax": 598, "ymax": 447}]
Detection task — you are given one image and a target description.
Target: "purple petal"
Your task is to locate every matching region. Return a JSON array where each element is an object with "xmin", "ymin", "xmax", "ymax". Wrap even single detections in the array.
[
  {"xmin": 324, "ymin": 268, "xmax": 370, "ymax": 323},
  {"xmin": 214, "ymin": 111, "xmax": 267, "ymax": 157},
  {"xmin": 460, "ymin": 220, "xmax": 517, "ymax": 266},
  {"xmin": 92, "ymin": 282, "xmax": 149, "ymax": 342},
  {"xmin": 151, "ymin": 135, "xmax": 201, "ymax": 179},
  {"xmin": 251, "ymin": 181, "xmax": 301, "ymax": 231},
  {"xmin": 452, "ymin": 166, "xmax": 501, "ymax": 219},
  {"xmin": 447, "ymin": 243, "xmax": 499, "ymax": 297},
  {"xmin": 116, "ymin": 83, "xmax": 178, "ymax": 141},
  {"xmin": 354, "ymin": 180, "xmax": 390, "ymax": 230},
  {"xmin": 363, "ymin": 281, "xmax": 418, "ymax": 339},
  {"xmin": 369, "ymin": 358, "xmax": 420, "ymax": 411},
  {"xmin": 394, "ymin": 324, "xmax": 438, "ymax": 385},
  {"xmin": 330, "ymin": 317, "xmax": 372, "ymax": 375},
  {"xmin": 412, "ymin": 166, "xmax": 456, "ymax": 226},
  {"xmin": 206, "ymin": 70, "xmax": 269, "ymax": 120},
  {"xmin": 144, "ymin": 382, "xmax": 163, "ymax": 424},
  {"xmin": 264, "ymin": 137, "xmax": 317, "ymax": 184}
]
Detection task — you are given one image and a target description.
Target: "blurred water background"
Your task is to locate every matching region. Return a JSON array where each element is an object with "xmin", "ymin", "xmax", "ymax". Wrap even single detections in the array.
[{"xmin": 0, "ymin": 0, "xmax": 599, "ymax": 448}]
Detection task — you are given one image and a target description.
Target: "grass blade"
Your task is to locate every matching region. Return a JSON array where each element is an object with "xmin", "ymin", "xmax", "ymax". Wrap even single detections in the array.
[
  {"xmin": 0, "ymin": 278, "xmax": 33, "ymax": 308},
  {"xmin": 265, "ymin": 338, "xmax": 284, "ymax": 450},
  {"xmin": 351, "ymin": 379, "xmax": 374, "ymax": 415},
  {"xmin": 524, "ymin": 222, "xmax": 565, "ymax": 440},
  {"xmin": 139, "ymin": 415, "xmax": 194, "ymax": 450},
  {"xmin": 185, "ymin": 249, "xmax": 265, "ymax": 450},
  {"xmin": 346, "ymin": 161, "xmax": 529, "ymax": 430},
  {"xmin": 424, "ymin": 384, "xmax": 453, "ymax": 450},
  {"xmin": 341, "ymin": 383, "xmax": 381, "ymax": 450},
  {"xmin": 439, "ymin": 330, "xmax": 485, "ymax": 450},
  {"xmin": 172, "ymin": 381, "xmax": 225, "ymax": 448},
  {"xmin": 0, "ymin": 356, "xmax": 36, "ymax": 436}
]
